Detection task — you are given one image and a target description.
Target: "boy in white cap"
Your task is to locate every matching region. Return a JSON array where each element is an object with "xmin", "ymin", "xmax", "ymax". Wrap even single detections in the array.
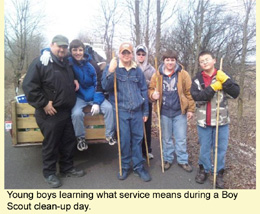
[{"xmin": 102, "ymin": 42, "xmax": 151, "ymax": 182}]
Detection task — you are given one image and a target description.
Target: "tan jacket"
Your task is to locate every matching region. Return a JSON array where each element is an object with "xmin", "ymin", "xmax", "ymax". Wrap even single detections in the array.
[{"xmin": 148, "ymin": 64, "xmax": 195, "ymax": 114}]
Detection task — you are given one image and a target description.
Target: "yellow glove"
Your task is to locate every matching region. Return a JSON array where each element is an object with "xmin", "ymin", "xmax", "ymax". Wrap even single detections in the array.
[
  {"xmin": 216, "ymin": 70, "xmax": 229, "ymax": 83},
  {"xmin": 210, "ymin": 81, "xmax": 223, "ymax": 91}
]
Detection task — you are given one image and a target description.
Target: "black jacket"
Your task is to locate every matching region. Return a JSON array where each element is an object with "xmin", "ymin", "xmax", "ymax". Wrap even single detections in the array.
[{"xmin": 22, "ymin": 53, "xmax": 76, "ymax": 110}]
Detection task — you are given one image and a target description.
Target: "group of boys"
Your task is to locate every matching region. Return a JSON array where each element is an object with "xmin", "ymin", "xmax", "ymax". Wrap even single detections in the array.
[{"xmin": 22, "ymin": 35, "xmax": 239, "ymax": 188}]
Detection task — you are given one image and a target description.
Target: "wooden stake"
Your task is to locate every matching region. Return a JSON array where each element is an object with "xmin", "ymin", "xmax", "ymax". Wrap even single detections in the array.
[
  {"xmin": 143, "ymin": 122, "xmax": 150, "ymax": 167},
  {"xmin": 213, "ymin": 58, "xmax": 223, "ymax": 189},
  {"xmin": 155, "ymin": 57, "xmax": 164, "ymax": 173},
  {"xmin": 113, "ymin": 52, "xmax": 122, "ymax": 176}
]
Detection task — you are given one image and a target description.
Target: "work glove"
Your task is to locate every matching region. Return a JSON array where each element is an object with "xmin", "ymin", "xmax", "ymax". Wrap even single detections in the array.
[
  {"xmin": 40, "ymin": 50, "xmax": 53, "ymax": 66},
  {"xmin": 216, "ymin": 70, "xmax": 229, "ymax": 83},
  {"xmin": 108, "ymin": 57, "xmax": 117, "ymax": 73},
  {"xmin": 210, "ymin": 81, "xmax": 223, "ymax": 91},
  {"xmin": 91, "ymin": 104, "xmax": 100, "ymax": 116}
]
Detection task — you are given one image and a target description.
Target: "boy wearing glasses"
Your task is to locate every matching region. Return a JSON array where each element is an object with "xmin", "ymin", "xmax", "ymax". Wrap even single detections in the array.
[
  {"xmin": 190, "ymin": 50, "xmax": 240, "ymax": 188},
  {"xmin": 135, "ymin": 45, "xmax": 156, "ymax": 160},
  {"xmin": 102, "ymin": 42, "xmax": 151, "ymax": 182}
]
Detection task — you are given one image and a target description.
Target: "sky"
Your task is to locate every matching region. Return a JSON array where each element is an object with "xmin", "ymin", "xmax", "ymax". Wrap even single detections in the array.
[
  {"xmin": 4, "ymin": 0, "xmax": 101, "ymax": 44},
  {"xmin": 41, "ymin": 0, "xmax": 100, "ymax": 43},
  {"xmin": 4, "ymin": 0, "xmax": 255, "ymax": 51}
]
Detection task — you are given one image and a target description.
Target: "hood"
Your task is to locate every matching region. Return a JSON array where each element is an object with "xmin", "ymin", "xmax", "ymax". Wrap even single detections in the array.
[
  {"xmin": 158, "ymin": 62, "xmax": 182, "ymax": 76},
  {"xmin": 135, "ymin": 44, "xmax": 149, "ymax": 70}
]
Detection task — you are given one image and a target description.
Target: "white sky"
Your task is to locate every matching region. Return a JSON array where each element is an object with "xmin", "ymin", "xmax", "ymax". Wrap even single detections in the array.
[
  {"xmin": 4, "ymin": 0, "xmax": 254, "ymax": 49},
  {"xmin": 41, "ymin": 0, "xmax": 100, "ymax": 44}
]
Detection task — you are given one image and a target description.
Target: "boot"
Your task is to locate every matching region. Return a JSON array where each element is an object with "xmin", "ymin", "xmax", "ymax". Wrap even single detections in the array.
[
  {"xmin": 216, "ymin": 169, "xmax": 225, "ymax": 189},
  {"xmin": 195, "ymin": 164, "xmax": 208, "ymax": 184}
]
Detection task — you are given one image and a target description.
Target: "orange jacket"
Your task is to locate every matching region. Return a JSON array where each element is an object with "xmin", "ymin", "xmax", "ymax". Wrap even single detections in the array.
[{"xmin": 148, "ymin": 64, "xmax": 195, "ymax": 114}]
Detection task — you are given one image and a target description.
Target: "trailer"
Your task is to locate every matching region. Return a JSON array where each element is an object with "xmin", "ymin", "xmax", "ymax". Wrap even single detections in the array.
[{"xmin": 11, "ymin": 101, "xmax": 107, "ymax": 147}]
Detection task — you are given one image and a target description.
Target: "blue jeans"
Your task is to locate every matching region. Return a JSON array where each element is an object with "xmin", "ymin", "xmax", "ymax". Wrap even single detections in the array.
[
  {"xmin": 116, "ymin": 109, "xmax": 145, "ymax": 170},
  {"xmin": 197, "ymin": 124, "xmax": 229, "ymax": 173},
  {"xmin": 161, "ymin": 114, "xmax": 188, "ymax": 164},
  {"xmin": 71, "ymin": 97, "xmax": 114, "ymax": 138}
]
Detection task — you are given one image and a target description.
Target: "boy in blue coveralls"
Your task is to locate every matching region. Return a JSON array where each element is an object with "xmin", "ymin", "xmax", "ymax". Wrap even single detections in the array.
[{"xmin": 102, "ymin": 42, "xmax": 151, "ymax": 182}]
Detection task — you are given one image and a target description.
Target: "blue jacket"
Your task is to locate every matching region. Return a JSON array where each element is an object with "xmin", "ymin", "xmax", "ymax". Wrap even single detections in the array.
[
  {"xmin": 159, "ymin": 63, "xmax": 182, "ymax": 118},
  {"xmin": 102, "ymin": 61, "xmax": 148, "ymax": 116},
  {"xmin": 69, "ymin": 56, "xmax": 104, "ymax": 105}
]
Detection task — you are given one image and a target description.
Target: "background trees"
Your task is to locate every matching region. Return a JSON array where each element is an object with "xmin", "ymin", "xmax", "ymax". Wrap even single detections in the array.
[
  {"xmin": 4, "ymin": 0, "xmax": 256, "ymax": 119},
  {"xmin": 4, "ymin": 0, "xmax": 45, "ymax": 90}
]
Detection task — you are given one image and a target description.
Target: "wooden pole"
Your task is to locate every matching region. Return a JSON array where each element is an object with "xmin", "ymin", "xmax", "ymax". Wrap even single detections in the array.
[
  {"xmin": 143, "ymin": 122, "xmax": 150, "ymax": 167},
  {"xmin": 213, "ymin": 58, "xmax": 223, "ymax": 189},
  {"xmin": 113, "ymin": 52, "xmax": 122, "ymax": 176},
  {"xmin": 155, "ymin": 57, "xmax": 164, "ymax": 173}
]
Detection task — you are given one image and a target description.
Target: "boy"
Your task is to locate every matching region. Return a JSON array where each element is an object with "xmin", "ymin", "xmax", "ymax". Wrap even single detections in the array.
[
  {"xmin": 190, "ymin": 50, "xmax": 240, "ymax": 188},
  {"xmin": 102, "ymin": 42, "xmax": 151, "ymax": 182},
  {"xmin": 135, "ymin": 44, "xmax": 156, "ymax": 159},
  {"xmin": 148, "ymin": 50, "xmax": 195, "ymax": 172}
]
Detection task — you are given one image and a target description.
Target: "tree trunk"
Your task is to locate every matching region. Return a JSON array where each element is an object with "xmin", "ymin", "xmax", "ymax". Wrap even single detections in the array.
[
  {"xmin": 135, "ymin": 0, "xmax": 140, "ymax": 46},
  {"xmin": 238, "ymin": 0, "xmax": 253, "ymax": 121},
  {"xmin": 156, "ymin": 0, "xmax": 161, "ymax": 60}
]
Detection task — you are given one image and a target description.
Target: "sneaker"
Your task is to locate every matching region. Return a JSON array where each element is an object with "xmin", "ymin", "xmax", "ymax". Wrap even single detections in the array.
[
  {"xmin": 216, "ymin": 169, "xmax": 225, "ymax": 189},
  {"xmin": 134, "ymin": 167, "xmax": 151, "ymax": 182},
  {"xmin": 77, "ymin": 136, "xmax": 88, "ymax": 151},
  {"xmin": 106, "ymin": 136, "xmax": 117, "ymax": 146},
  {"xmin": 164, "ymin": 161, "xmax": 172, "ymax": 171},
  {"xmin": 60, "ymin": 168, "xmax": 85, "ymax": 178},
  {"xmin": 178, "ymin": 163, "xmax": 193, "ymax": 172},
  {"xmin": 45, "ymin": 174, "xmax": 62, "ymax": 188},
  {"xmin": 117, "ymin": 169, "xmax": 130, "ymax": 180},
  {"xmin": 148, "ymin": 153, "xmax": 154, "ymax": 159},
  {"xmin": 195, "ymin": 164, "xmax": 208, "ymax": 184}
]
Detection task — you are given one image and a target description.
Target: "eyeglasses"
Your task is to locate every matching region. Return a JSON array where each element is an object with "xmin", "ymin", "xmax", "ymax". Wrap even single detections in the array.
[
  {"xmin": 137, "ymin": 53, "xmax": 146, "ymax": 56},
  {"xmin": 199, "ymin": 58, "xmax": 213, "ymax": 64}
]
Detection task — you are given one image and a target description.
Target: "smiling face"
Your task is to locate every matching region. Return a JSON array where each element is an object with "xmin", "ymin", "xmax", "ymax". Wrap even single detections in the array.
[
  {"xmin": 119, "ymin": 50, "xmax": 133, "ymax": 65},
  {"xmin": 199, "ymin": 54, "xmax": 216, "ymax": 74},
  {"xmin": 164, "ymin": 58, "xmax": 176, "ymax": 72},
  {"xmin": 71, "ymin": 47, "xmax": 84, "ymax": 61},
  {"xmin": 50, "ymin": 43, "xmax": 68, "ymax": 60}
]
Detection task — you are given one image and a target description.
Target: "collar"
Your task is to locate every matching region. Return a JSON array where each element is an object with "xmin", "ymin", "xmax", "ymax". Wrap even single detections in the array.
[{"xmin": 119, "ymin": 60, "xmax": 137, "ymax": 71}]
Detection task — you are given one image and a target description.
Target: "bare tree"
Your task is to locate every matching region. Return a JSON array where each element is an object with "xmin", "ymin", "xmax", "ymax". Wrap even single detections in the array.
[
  {"xmin": 97, "ymin": 0, "xmax": 121, "ymax": 61},
  {"xmin": 237, "ymin": 0, "xmax": 256, "ymax": 121},
  {"xmin": 5, "ymin": 0, "xmax": 44, "ymax": 91},
  {"xmin": 135, "ymin": 0, "xmax": 141, "ymax": 45}
]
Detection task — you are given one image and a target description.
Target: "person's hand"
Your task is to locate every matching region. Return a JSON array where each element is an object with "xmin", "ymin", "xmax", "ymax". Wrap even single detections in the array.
[
  {"xmin": 143, "ymin": 116, "xmax": 148, "ymax": 122},
  {"xmin": 152, "ymin": 91, "xmax": 160, "ymax": 100},
  {"xmin": 43, "ymin": 101, "xmax": 57, "ymax": 116},
  {"xmin": 74, "ymin": 80, "xmax": 79, "ymax": 91},
  {"xmin": 108, "ymin": 57, "xmax": 117, "ymax": 73},
  {"xmin": 216, "ymin": 70, "xmax": 229, "ymax": 83},
  {"xmin": 187, "ymin": 112, "xmax": 193, "ymax": 120},
  {"xmin": 91, "ymin": 104, "xmax": 100, "ymax": 116},
  {"xmin": 210, "ymin": 81, "xmax": 223, "ymax": 91},
  {"xmin": 40, "ymin": 50, "xmax": 53, "ymax": 66}
]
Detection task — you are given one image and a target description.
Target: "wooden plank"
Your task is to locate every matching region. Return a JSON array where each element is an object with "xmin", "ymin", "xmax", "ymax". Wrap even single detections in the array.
[
  {"xmin": 85, "ymin": 128, "xmax": 106, "ymax": 139},
  {"xmin": 11, "ymin": 101, "xmax": 18, "ymax": 145},
  {"xmin": 84, "ymin": 115, "xmax": 105, "ymax": 126},
  {"xmin": 17, "ymin": 117, "xmax": 39, "ymax": 129},
  {"xmin": 17, "ymin": 130, "xmax": 44, "ymax": 143},
  {"xmin": 16, "ymin": 103, "xmax": 35, "ymax": 114}
]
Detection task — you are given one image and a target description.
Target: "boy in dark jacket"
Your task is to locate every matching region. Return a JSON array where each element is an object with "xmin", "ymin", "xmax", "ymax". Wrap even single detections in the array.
[{"xmin": 190, "ymin": 50, "xmax": 240, "ymax": 188}]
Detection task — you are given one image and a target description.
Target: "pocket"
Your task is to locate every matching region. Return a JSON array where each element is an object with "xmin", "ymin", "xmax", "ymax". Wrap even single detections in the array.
[{"xmin": 116, "ymin": 74, "xmax": 127, "ymax": 82}]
